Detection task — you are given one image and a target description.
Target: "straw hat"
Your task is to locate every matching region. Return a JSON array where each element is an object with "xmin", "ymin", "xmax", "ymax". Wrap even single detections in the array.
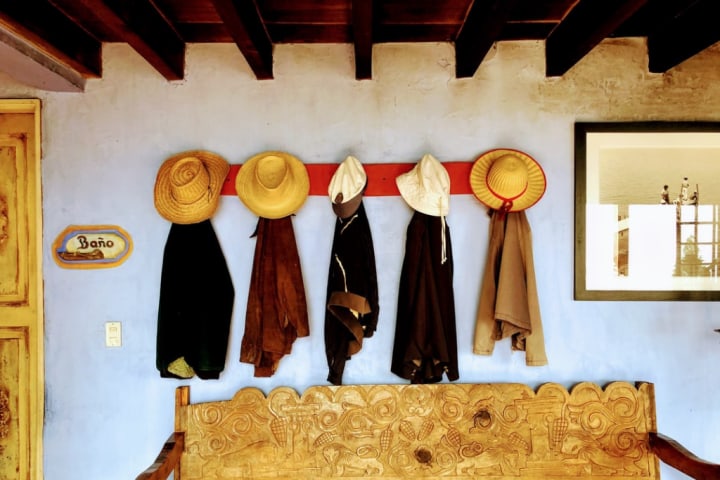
[
  {"xmin": 396, "ymin": 153, "xmax": 450, "ymax": 216},
  {"xmin": 236, "ymin": 151, "xmax": 310, "ymax": 219},
  {"xmin": 328, "ymin": 155, "xmax": 367, "ymax": 218},
  {"xmin": 154, "ymin": 150, "xmax": 230, "ymax": 224},
  {"xmin": 470, "ymin": 149, "xmax": 546, "ymax": 212}
]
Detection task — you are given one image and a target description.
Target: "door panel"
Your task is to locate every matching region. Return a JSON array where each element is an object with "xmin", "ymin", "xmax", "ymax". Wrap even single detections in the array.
[
  {"xmin": 0, "ymin": 135, "xmax": 29, "ymax": 310},
  {"xmin": 0, "ymin": 328, "xmax": 29, "ymax": 480},
  {"xmin": 0, "ymin": 100, "xmax": 42, "ymax": 480}
]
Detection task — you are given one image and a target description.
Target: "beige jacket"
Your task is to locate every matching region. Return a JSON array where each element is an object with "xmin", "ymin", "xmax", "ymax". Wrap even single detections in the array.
[{"xmin": 473, "ymin": 211, "xmax": 547, "ymax": 366}]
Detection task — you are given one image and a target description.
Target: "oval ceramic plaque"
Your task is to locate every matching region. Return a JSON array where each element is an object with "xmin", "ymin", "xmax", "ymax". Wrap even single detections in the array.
[{"xmin": 52, "ymin": 225, "xmax": 133, "ymax": 269}]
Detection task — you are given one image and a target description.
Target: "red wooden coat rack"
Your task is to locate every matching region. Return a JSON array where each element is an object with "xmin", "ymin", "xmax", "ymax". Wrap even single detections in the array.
[{"xmin": 221, "ymin": 162, "xmax": 475, "ymax": 197}]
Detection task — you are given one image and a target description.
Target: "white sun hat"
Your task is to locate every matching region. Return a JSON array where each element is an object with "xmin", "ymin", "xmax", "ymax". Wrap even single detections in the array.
[
  {"xmin": 328, "ymin": 155, "xmax": 367, "ymax": 218},
  {"xmin": 396, "ymin": 153, "xmax": 450, "ymax": 216}
]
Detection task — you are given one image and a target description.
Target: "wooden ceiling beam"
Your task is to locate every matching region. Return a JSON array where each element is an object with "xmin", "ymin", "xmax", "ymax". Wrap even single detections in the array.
[
  {"xmin": 50, "ymin": 0, "xmax": 186, "ymax": 81},
  {"xmin": 210, "ymin": 0, "xmax": 274, "ymax": 80},
  {"xmin": 0, "ymin": 0, "xmax": 101, "ymax": 79},
  {"xmin": 545, "ymin": 0, "xmax": 648, "ymax": 77},
  {"xmin": 454, "ymin": 0, "xmax": 520, "ymax": 78},
  {"xmin": 0, "ymin": 26, "xmax": 85, "ymax": 91},
  {"xmin": 647, "ymin": 0, "xmax": 720, "ymax": 73},
  {"xmin": 352, "ymin": 0, "xmax": 373, "ymax": 80}
]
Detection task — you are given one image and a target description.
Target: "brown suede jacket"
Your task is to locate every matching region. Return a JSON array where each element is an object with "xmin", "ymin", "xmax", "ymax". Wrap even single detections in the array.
[{"xmin": 240, "ymin": 216, "xmax": 309, "ymax": 377}]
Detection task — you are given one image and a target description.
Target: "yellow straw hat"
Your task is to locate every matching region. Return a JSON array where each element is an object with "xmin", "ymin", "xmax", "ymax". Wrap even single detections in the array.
[
  {"xmin": 154, "ymin": 150, "xmax": 230, "ymax": 224},
  {"xmin": 236, "ymin": 151, "xmax": 310, "ymax": 219},
  {"xmin": 470, "ymin": 149, "xmax": 546, "ymax": 212}
]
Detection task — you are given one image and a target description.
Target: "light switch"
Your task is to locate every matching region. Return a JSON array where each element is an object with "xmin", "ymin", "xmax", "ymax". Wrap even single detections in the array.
[{"xmin": 105, "ymin": 321, "xmax": 122, "ymax": 347}]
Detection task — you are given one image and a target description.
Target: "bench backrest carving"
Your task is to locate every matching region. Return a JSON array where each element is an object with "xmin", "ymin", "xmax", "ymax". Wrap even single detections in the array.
[{"xmin": 175, "ymin": 382, "xmax": 659, "ymax": 479}]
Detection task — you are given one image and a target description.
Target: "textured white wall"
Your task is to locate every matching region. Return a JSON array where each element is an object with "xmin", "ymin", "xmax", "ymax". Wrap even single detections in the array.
[{"xmin": 1, "ymin": 39, "xmax": 718, "ymax": 479}]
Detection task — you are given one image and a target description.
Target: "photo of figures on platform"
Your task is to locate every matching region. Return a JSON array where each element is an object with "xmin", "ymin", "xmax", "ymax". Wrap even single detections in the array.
[{"xmin": 587, "ymin": 145, "xmax": 720, "ymax": 291}]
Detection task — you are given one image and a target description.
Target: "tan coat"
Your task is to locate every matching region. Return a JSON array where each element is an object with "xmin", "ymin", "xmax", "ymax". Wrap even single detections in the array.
[{"xmin": 473, "ymin": 211, "xmax": 547, "ymax": 366}]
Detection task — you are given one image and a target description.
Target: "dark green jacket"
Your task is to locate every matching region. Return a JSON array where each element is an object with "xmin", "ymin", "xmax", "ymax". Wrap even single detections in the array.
[{"xmin": 156, "ymin": 220, "xmax": 235, "ymax": 379}]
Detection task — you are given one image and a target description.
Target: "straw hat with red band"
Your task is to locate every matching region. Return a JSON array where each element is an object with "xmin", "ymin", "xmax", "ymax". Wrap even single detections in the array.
[
  {"xmin": 154, "ymin": 150, "xmax": 230, "ymax": 224},
  {"xmin": 470, "ymin": 149, "xmax": 546, "ymax": 212}
]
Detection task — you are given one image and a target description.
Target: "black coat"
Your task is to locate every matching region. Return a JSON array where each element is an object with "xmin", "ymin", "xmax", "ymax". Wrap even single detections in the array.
[
  {"xmin": 156, "ymin": 220, "xmax": 235, "ymax": 379},
  {"xmin": 391, "ymin": 211, "xmax": 458, "ymax": 383},
  {"xmin": 324, "ymin": 202, "xmax": 379, "ymax": 385}
]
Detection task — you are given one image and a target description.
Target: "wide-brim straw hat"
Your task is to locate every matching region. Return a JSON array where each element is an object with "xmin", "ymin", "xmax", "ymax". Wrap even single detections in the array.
[
  {"xmin": 470, "ymin": 148, "xmax": 546, "ymax": 212},
  {"xmin": 328, "ymin": 155, "xmax": 367, "ymax": 218},
  {"xmin": 154, "ymin": 150, "xmax": 230, "ymax": 224},
  {"xmin": 236, "ymin": 151, "xmax": 310, "ymax": 219},
  {"xmin": 396, "ymin": 153, "xmax": 450, "ymax": 216}
]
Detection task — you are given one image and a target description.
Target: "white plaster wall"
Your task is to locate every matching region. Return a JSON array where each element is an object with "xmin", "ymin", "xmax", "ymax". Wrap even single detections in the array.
[{"xmin": 0, "ymin": 39, "xmax": 718, "ymax": 479}]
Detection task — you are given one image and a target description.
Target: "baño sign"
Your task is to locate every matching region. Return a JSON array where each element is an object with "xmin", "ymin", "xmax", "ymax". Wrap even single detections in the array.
[{"xmin": 52, "ymin": 225, "xmax": 132, "ymax": 269}]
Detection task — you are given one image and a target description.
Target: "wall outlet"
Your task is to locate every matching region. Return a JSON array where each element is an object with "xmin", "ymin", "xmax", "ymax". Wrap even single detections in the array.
[{"xmin": 105, "ymin": 321, "xmax": 122, "ymax": 347}]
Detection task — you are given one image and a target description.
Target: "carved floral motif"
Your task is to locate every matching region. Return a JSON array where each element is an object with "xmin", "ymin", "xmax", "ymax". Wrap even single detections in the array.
[
  {"xmin": 180, "ymin": 382, "xmax": 657, "ymax": 480},
  {"xmin": 0, "ymin": 386, "xmax": 10, "ymax": 453},
  {"xmin": 0, "ymin": 195, "xmax": 8, "ymax": 247}
]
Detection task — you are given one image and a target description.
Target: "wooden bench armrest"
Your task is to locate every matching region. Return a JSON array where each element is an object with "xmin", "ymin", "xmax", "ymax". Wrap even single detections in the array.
[
  {"xmin": 650, "ymin": 432, "xmax": 720, "ymax": 480},
  {"xmin": 135, "ymin": 432, "xmax": 185, "ymax": 480}
]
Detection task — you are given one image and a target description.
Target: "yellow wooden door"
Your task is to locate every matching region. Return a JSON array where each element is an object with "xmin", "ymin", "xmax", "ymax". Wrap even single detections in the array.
[{"xmin": 0, "ymin": 99, "xmax": 43, "ymax": 480}]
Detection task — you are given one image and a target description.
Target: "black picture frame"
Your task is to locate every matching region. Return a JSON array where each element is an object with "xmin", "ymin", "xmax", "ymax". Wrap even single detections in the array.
[{"xmin": 575, "ymin": 121, "xmax": 720, "ymax": 301}]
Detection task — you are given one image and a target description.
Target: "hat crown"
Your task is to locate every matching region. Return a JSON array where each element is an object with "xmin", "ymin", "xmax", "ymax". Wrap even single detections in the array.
[
  {"xmin": 486, "ymin": 154, "xmax": 529, "ymax": 199},
  {"xmin": 236, "ymin": 151, "xmax": 310, "ymax": 219},
  {"xmin": 154, "ymin": 150, "xmax": 229, "ymax": 224},
  {"xmin": 329, "ymin": 156, "xmax": 366, "ymax": 202},
  {"xmin": 170, "ymin": 157, "xmax": 211, "ymax": 205},
  {"xmin": 417, "ymin": 154, "xmax": 450, "ymax": 195},
  {"xmin": 328, "ymin": 155, "xmax": 366, "ymax": 218},
  {"xmin": 256, "ymin": 155, "xmax": 288, "ymax": 189},
  {"xmin": 469, "ymin": 148, "xmax": 545, "ymax": 212},
  {"xmin": 396, "ymin": 154, "xmax": 450, "ymax": 216}
]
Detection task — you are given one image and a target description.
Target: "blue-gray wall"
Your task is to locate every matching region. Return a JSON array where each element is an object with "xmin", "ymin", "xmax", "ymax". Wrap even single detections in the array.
[{"xmin": 2, "ymin": 40, "xmax": 717, "ymax": 479}]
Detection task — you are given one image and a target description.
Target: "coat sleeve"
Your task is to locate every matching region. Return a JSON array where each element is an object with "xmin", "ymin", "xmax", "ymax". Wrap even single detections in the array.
[
  {"xmin": 391, "ymin": 215, "xmax": 426, "ymax": 380},
  {"xmin": 473, "ymin": 213, "xmax": 504, "ymax": 355},
  {"xmin": 275, "ymin": 217, "xmax": 310, "ymax": 339},
  {"xmin": 516, "ymin": 212, "xmax": 548, "ymax": 366}
]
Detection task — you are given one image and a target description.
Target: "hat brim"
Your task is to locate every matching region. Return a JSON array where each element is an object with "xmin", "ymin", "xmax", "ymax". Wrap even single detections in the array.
[
  {"xmin": 154, "ymin": 150, "xmax": 230, "ymax": 224},
  {"xmin": 470, "ymin": 149, "xmax": 546, "ymax": 212},
  {"xmin": 236, "ymin": 151, "xmax": 310, "ymax": 219},
  {"xmin": 332, "ymin": 190, "xmax": 364, "ymax": 218}
]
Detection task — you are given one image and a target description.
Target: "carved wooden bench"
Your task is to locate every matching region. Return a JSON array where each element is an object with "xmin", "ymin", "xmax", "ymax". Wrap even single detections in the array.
[{"xmin": 136, "ymin": 382, "xmax": 718, "ymax": 480}]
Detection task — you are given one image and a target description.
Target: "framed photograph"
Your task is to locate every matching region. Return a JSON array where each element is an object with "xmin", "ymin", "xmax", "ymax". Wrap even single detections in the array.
[{"xmin": 575, "ymin": 121, "xmax": 720, "ymax": 301}]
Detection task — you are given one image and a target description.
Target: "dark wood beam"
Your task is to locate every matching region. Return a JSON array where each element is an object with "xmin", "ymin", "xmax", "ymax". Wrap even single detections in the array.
[
  {"xmin": 50, "ymin": 0, "xmax": 186, "ymax": 81},
  {"xmin": 648, "ymin": 0, "xmax": 720, "ymax": 73},
  {"xmin": 47, "ymin": 0, "xmax": 117, "ymax": 42},
  {"xmin": 611, "ymin": 1, "xmax": 687, "ymax": 37},
  {"xmin": 210, "ymin": 0, "xmax": 274, "ymax": 80},
  {"xmin": 0, "ymin": 0, "xmax": 101, "ymax": 78},
  {"xmin": 455, "ymin": 0, "xmax": 520, "ymax": 78},
  {"xmin": 352, "ymin": 0, "xmax": 373, "ymax": 80},
  {"xmin": 545, "ymin": 0, "xmax": 648, "ymax": 77}
]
